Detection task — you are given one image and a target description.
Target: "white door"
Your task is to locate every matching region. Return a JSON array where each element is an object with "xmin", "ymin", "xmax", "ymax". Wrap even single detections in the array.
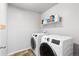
[
  {"xmin": 0, "ymin": 30, "xmax": 7, "ymax": 56},
  {"xmin": 0, "ymin": 3, "xmax": 7, "ymax": 56}
]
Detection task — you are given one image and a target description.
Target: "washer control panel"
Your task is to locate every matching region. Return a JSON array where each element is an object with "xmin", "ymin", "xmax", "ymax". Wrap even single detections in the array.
[
  {"xmin": 43, "ymin": 36, "xmax": 60, "ymax": 45},
  {"xmin": 51, "ymin": 39, "xmax": 60, "ymax": 45}
]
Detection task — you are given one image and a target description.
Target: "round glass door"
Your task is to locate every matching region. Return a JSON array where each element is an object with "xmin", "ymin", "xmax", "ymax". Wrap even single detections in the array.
[{"xmin": 40, "ymin": 43, "xmax": 57, "ymax": 56}]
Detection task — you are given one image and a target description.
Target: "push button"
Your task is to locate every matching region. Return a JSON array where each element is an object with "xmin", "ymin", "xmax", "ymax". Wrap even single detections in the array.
[
  {"xmin": 47, "ymin": 38, "xmax": 50, "ymax": 41},
  {"xmin": 35, "ymin": 35, "xmax": 37, "ymax": 37}
]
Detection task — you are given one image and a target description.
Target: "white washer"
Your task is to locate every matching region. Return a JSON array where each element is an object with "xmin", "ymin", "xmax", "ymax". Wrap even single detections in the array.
[
  {"xmin": 31, "ymin": 33, "xmax": 46, "ymax": 56},
  {"xmin": 40, "ymin": 34, "xmax": 73, "ymax": 56}
]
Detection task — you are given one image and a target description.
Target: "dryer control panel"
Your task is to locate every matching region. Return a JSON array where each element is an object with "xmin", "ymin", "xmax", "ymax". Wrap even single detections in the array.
[{"xmin": 51, "ymin": 39, "xmax": 60, "ymax": 45}]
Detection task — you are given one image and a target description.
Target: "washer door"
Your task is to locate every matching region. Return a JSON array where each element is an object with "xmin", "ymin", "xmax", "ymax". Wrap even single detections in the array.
[
  {"xmin": 31, "ymin": 37, "xmax": 36, "ymax": 50},
  {"xmin": 40, "ymin": 43, "xmax": 57, "ymax": 56}
]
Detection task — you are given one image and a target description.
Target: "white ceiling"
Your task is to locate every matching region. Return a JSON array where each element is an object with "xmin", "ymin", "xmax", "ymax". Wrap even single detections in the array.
[{"xmin": 9, "ymin": 3, "xmax": 57, "ymax": 14}]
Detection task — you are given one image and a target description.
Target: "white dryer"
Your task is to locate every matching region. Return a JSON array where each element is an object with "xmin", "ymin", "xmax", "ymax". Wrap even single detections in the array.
[
  {"xmin": 40, "ymin": 34, "xmax": 73, "ymax": 56},
  {"xmin": 31, "ymin": 33, "xmax": 46, "ymax": 56}
]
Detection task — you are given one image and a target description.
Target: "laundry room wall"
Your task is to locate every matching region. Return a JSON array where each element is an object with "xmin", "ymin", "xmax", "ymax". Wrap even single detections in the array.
[
  {"xmin": 41, "ymin": 3, "xmax": 79, "ymax": 55},
  {"xmin": 7, "ymin": 5, "xmax": 41, "ymax": 53}
]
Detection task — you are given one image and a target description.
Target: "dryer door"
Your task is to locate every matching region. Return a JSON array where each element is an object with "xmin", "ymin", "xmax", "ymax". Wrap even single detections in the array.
[
  {"xmin": 40, "ymin": 43, "xmax": 57, "ymax": 56},
  {"xmin": 31, "ymin": 37, "xmax": 36, "ymax": 50}
]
